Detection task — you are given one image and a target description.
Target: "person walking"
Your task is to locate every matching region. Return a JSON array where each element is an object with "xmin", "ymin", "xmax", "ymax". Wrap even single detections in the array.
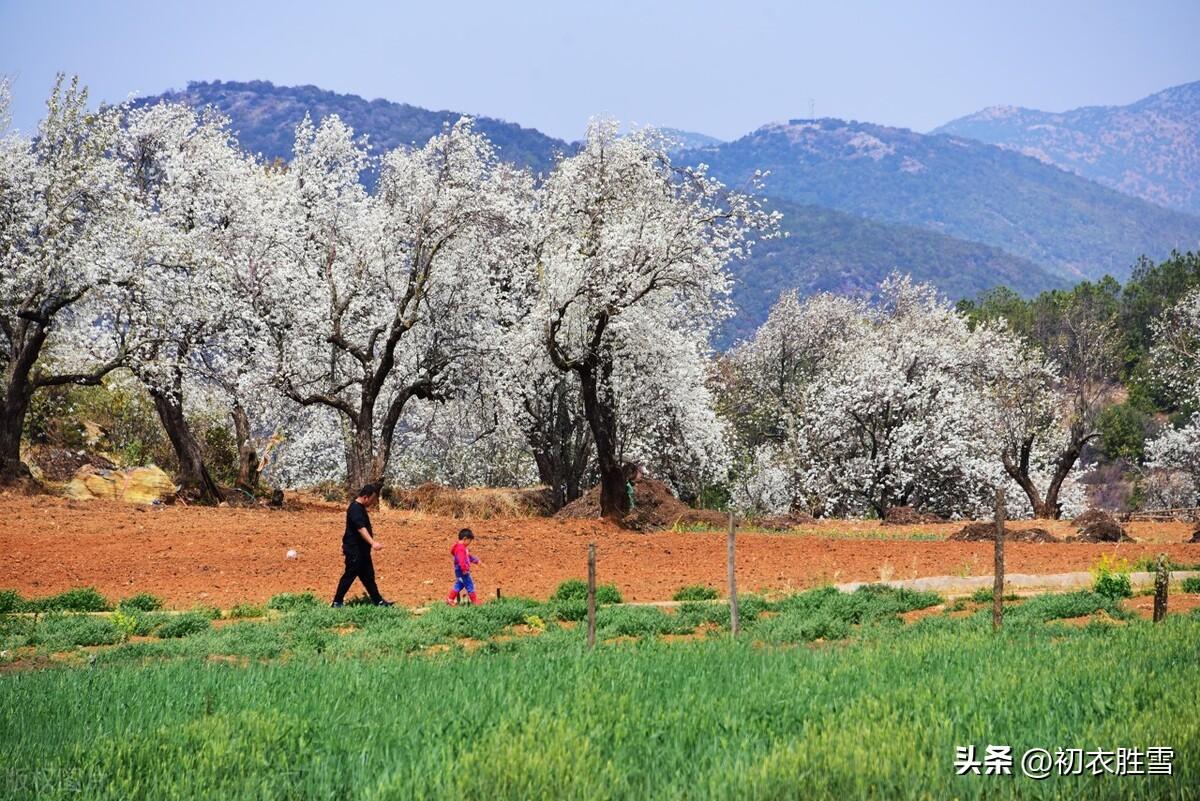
[
  {"xmin": 446, "ymin": 528, "xmax": 481, "ymax": 605},
  {"xmin": 331, "ymin": 483, "xmax": 394, "ymax": 607}
]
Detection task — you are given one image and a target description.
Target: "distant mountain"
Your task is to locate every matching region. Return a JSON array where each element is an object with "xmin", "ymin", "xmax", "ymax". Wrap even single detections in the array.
[
  {"xmin": 653, "ymin": 127, "xmax": 724, "ymax": 151},
  {"xmin": 136, "ymin": 80, "xmax": 568, "ymax": 175},
  {"xmin": 934, "ymin": 81, "xmax": 1200, "ymax": 215},
  {"xmin": 720, "ymin": 198, "xmax": 1068, "ymax": 345},
  {"xmin": 686, "ymin": 118, "xmax": 1200, "ymax": 282}
]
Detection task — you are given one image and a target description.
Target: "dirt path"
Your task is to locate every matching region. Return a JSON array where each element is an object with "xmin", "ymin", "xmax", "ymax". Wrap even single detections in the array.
[{"xmin": 1, "ymin": 495, "xmax": 1197, "ymax": 607}]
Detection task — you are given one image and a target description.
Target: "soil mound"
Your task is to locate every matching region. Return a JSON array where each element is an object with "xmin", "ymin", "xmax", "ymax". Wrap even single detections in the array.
[
  {"xmin": 557, "ymin": 476, "xmax": 728, "ymax": 530},
  {"xmin": 883, "ymin": 506, "xmax": 946, "ymax": 525},
  {"xmin": 1070, "ymin": 510, "xmax": 1134, "ymax": 543},
  {"xmin": 386, "ymin": 483, "xmax": 553, "ymax": 518},
  {"xmin": 950, "ymin": 522, "xmax": 1061, "ymax": 543},
  {"xmin": 757, "ymin": 512, "xmax": 815, "ymax": 531}
]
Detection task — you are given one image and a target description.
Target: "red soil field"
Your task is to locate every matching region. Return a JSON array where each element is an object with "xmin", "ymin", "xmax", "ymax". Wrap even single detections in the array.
[{"xmin": 1, "ymin": 495, "xmax": 1197, "ymax": 608}]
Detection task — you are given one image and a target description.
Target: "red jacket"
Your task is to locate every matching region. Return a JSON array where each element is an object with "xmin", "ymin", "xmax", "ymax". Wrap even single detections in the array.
[{"xmin": 451, "ymin": 541, "xmax": 478, "ymax": 575}]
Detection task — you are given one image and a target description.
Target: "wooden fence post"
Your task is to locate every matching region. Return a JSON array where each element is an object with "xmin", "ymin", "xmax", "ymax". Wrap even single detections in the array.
[
  {"xmin": 728, "ymin": 511, "xmax": 740, "ymax": 637},
  {"xmin": 993, "ymin": 489, "xmax": 1005, "ymax": 632},
  {"xmin": 1153, "ymin": 554, "xmax": 1169, "ymax": 623},
  {"xmin": 587, "ymin": 542, "xmax": 597, "ymax": 649}
]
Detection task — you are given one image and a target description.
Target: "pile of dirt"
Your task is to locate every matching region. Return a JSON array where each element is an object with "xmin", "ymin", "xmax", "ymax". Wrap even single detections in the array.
[
  {"xmin": 64, "ymin": 465, "xmax": 176, "ymax": 505},
  {"xmin": 28, "ymin": 446, "xmax": 115, "ymax": 483},
  {"xmin": 950, "ymin": 522, "xmax": 1061, "ymax": 543},
  {"xmin": 757, "ymin": 512, "xmax": 815, "ymax": 531},
  {"xmin": 386, "ymin": 483, "xmax": 553, "ymax": 519},
  {"xmin": 1070, "ymin": 510, "xmax": 1134, "ymax": 543},
  {"xmin": 557, "ymin": 476, "xmax": 728, "ymax": 531},
  {"xmin": 883, "ymin": 506, "xmax": 946, "ymax": 525}
]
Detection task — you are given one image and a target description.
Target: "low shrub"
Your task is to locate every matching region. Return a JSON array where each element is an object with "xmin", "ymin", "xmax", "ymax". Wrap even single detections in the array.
[
  {"xmin": 673, "ymin": 585, "xmax": 719, "ymax": 602},
  {"xmin": 110, "ymin": 609, "xmax": 160, "ymax": 639},
  {"xmin": 225, "ymin": 603, "xmax": 266, "ymax": 619},
  {"xmin": 26, "ymin": 587, "xmax": 110, "ymax": 613},
  {"xmin": 1090, "ymin": 554, "xmax": 1133, "ymax": 600},
  {"xmin": 1181, "ymin": 576, "xmax": 1200, "ymax": 594},
  {"xmin": 155, "ymin": 613, "xmax": 212, "ymax": 639},
  {"xmin": 267, "ymin": 592, "xmax": 321, "ymax": 612},
  {"xmin": 547, "ymin": 598, "xmax": 587, "ymax": 622},
  {"xmin": 118, "ymin": 593, "xmax": 164, "ymax": 612},
  {"xmin": 31, "ymin": 613, "xmax": 123, "ymax": 648},
  {"xmin": 550, "ymin": 579, "xmax": 622, "ymax": 605},
  {"xmin": 0, "ymin": 589, "xmax": 23, "ymax": 613}
]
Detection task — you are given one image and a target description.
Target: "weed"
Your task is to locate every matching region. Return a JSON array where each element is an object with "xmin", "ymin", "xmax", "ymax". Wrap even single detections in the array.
[
  {"xmin": 1181, "ymin": 576, "xmax": 1200, "ymax": 594},
  {"xmin": 267, "ymin": 592, "xmax": 321, "ymax": 611},
  {"xmin": 25, "ymin": 587, "xmax": 110, "ymax": 613},
  {"xmin": 550, "ymin": 579, "xmax": 622, "ymax": 605},
  {"xmin": 118, "ymin": 592, "xmax": 163, "ymax": 612},
  {"xmin": 155, "ymin": 613, "xmax": 212, "ymax": 639},
  {"xmin": 225, "ymin": 603, "xmax": 266, "ymax": 619},
  {"xmin": 672, "ymin": 585, "xmax": 719, "ymax": 602},
  {"xmin": 1090, "ymin": 554, "xmax": 1133, "ymax": 600}
]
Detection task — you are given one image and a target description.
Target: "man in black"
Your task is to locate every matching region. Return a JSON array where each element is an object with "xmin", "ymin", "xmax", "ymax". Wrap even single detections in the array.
[{"xmin": 331, "ymin": 483, "xmax": 394, "ymax": 607}]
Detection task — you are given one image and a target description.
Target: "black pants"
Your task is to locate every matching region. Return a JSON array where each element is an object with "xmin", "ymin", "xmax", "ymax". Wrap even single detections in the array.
[{"xmin": 333, "ymin": 548, "xmax": 382, "ymax": 604}]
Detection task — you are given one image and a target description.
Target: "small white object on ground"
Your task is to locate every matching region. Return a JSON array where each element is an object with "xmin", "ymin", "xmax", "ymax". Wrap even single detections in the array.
[{"xmin": 286, "ymin": 549, "xmax": 298, "ymax": 560}]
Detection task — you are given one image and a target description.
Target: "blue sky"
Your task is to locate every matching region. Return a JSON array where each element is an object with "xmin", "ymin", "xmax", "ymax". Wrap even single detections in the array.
[{"xmin": 2, "ymin": 0, "xmax": 1198, "ymax": 140}]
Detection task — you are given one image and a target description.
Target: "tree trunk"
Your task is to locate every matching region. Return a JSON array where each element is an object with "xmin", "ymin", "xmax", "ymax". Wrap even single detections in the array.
[
  {"xmin": 1002, "ymin": 435, "xmax": 1059, "ymax": 518},
  {"xmin": 230, "ymin": 403, "xmax": 259, "ymax": 493},
  {"xmin": 526, "ymin": 381, "xmax": 593, "ymax": 511},
  {"xmin": 578, "ymin": 363, "xmax": 630, "ymax": 521},
  {"xmin": 150, "ymin": 388, "xmax": 221, "ymax": 504},
  {"xmin": 0, "ymin": 379, "xmax": 35, "ymax": 487}
]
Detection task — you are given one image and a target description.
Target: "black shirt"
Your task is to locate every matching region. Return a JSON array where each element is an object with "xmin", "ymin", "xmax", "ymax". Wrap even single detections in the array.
[{"xmin": 343, "ymin": 500, "xmax": 373, "ymax": 555}]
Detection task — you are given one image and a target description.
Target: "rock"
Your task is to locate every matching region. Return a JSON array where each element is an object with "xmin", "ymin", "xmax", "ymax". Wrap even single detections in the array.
[{"xmin": 65, "ymin": 465, "xmax": 176, "ymax": 505}]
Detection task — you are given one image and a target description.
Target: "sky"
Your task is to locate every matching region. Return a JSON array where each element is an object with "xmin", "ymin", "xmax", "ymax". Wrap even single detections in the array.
[{"xmin": 2, "ymin": 0, "xmax": 1198, "ymax": 141}]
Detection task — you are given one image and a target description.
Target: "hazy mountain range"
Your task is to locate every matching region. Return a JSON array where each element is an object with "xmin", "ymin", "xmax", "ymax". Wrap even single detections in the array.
[
  {"xmin": 935, "ymin": 80, "xmax": 1200, "ymax": 216},
  {"xmin": 135, "ymin": 79, "xmax": 1200, "ymax": 344}
]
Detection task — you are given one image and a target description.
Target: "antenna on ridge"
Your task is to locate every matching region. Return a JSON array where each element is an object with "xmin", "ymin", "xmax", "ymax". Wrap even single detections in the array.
[{"xmin": 809, "ymin": 98, "xmax": 815, "ymax": 121}]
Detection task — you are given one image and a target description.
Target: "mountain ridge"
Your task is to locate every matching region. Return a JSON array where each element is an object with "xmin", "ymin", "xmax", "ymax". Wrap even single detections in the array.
[
  {"xmin": 934, "ymin": 80, "xmax": 1200, "ymax": 215},
  {"xmin": 688, "ymin": 116, "xmax": 1200, "ymax": 282}
]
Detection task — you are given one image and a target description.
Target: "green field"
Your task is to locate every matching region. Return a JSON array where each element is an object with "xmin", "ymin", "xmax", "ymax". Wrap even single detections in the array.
[{"xmin": 2, "ymin": 587, "xmax": 1197, "ymax": 800}]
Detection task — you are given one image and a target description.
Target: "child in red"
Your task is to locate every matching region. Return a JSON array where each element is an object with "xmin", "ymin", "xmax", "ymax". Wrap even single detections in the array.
[{"xmin": 446, "ymin": 528, "xmax": 481, "ymax": 605}]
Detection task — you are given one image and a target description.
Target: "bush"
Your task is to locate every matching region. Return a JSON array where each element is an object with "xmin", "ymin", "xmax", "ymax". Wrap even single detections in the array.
[
  {"xmin": 155, "ymin": 613, "xmax": 212, "ymax": 639},
  {"xmin": 119, "ymin": 593, "xmax": 164, "ymax": 612},
  {"xmin": 110, "ymin": 609, "xmax": 153, "ymax": 639},
  {"xmin": 27, "ymin": 587, "xmax": 110, "ymax": 613},
  {"xmin": 547, "ymin": 599, "xmax": 587, "ymax": 622},
  {"xmin": 267, "ymin": 592, "xmax": 321, "ymax": 612},
  {"xmin": 225, "ymin": 603, "xmax": 266, "ymax": 619},
  {"xmin": 32, "ymin": 614, "xmax": 124, "ymax": 648},
  {"xmin": 0, "ymin": 590, "xmax": 23, "ymax": 613},
  {"xmin": 1181, "ymin": 576, "xmax": 1200, "ymax": 594},
  {"xmin": 550, "ymin": 579, "xmax": 622, "ymax": 605},
  {"xmin": 1090, "ymin": 554, "xmax": 1133, "ymax": 600},
  {"xmin": 673, "ymin": 585, "xmax": 719, "ymax": 602}
]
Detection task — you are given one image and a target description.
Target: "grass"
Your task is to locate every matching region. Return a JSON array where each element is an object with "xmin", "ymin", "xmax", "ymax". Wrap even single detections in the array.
[
  {"xmin": 1, "ymin": 613, "xmax": 1195, "ymax": 799},
  {"xmin": 1181, "ymin": 576, "xmax": 1200, "ymax": 594}
]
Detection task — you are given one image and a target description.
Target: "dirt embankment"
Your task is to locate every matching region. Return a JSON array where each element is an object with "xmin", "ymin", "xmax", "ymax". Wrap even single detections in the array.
[{"xmin": 1, "ymin": 495, "xmax": 1197, "ymax": 608}]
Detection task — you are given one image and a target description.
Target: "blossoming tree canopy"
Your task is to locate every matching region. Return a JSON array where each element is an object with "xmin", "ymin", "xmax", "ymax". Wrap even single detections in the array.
[{"xmin": 533, "ymin": 120, "xmax": 777, "ymax": 518}]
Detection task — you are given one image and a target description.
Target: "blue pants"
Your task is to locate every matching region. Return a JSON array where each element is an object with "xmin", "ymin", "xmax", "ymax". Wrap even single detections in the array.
[{"xmin": 453, "ymin": 571, "xmax": 475, "ymax": 594}]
